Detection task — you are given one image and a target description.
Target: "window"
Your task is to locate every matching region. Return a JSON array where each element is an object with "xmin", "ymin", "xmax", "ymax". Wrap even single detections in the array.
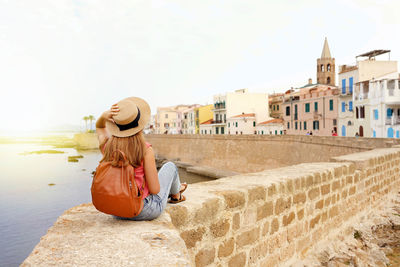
[
  {"xmin": 329, "ymin": 99, "xmax": 333, "ymax": 111},
  {"xmin": 300, "ymin": 121, "xmax": 302, "ymax": 130},
  {"xmin": 314, "ymin": 102, "xmax": 318, "ymax": 112},
  {"xmin": 356, "ymin": 107, "xmax": 359, "ymax": 118},
  {"xmin": 164, "ymin": 123, "xmax": 169, "ymax": 128},
  {"xmin": 327, "ymin": 64, "xmax": 331, "ymax": 71},
  {"xmin": 235, "ymin": 122, "xmax": 238, "ymax": 127},
  {"xmin": 277, "ymin": 105, "xmax": 279, "ymax": 111},
  {"xmin": 273, "ymin": 105, "xmax": 275, "ymax": 111},
  {"xmin": 313, "ymin": 120, "xmax": 319, "ymax": 130},
  {"xmin": 349, "ymin": 101, "xmax": 353, "ymax": 111},
  {"xmin": 373, "ymin": 130, "xmax": 376, "ymax": 138},
  {"xmin": 360, "ymin": 106, "xmax": 365, "ymax": 119},
  {"xmin": 253, "ymin": 121, "xmax": 256, "ymax": 127},
  {"xmin": 327, "ymin": 77, "xmax": 331, "ymax": 84},
  {"xmin": 228, "ymin": 122, "xmax": 230, "ymax": 127},
  {"xmin": 286, "ymin": 106, "xmax": 290, "ymax": 116},
  {"xmin": 262, "ymin": 131, "xmax": 264, "ymax": 134},
  {"xmin": 349, "ymin": 77, "xmax": 353, "ymax": 93},
  {"xmin": 221, "ymin": 127, "xmax": 224, "ymax": 134},
  {"xmin": 280, "ymin": 130, "xmax": 283, "ymax": 135},
  {"xmin": 374, "ymin": 109, "xmax": 379, "ymax": 120},
  {"xmin": 305, "ymin": 103, "xmax": 310, "ymax": 113},
  {"xmin": 387, "ymin": 108, "xmax": 393, "ymax": 118},
  {"xmin": 294, "ymin": 105, "xmax": 298, "ymax": 120},
  {"xmin": 275, "ymin": 130, "xmax": 278, "ymax": 135},
  {"xmin": 341, "ymin": 102, "xmax": 346, "ymax": 112},
  {"xmin": 304, "ymin": 121, "xmax": 307, "ymax": 130},
  {"xmin": 295, "ymin": 122, "xmax": 298, "ymax": 130},
  {"xmin": 216, "ymin": 127, "xmax": 219, "ymax": 134},
  {"xmin": 165, "ymin": 114, "xmax": 168, "ymax": 118},
  {"xmin": 321, "ymin": 64, "xmax": 324, "ymax": 72},
  {"xmin": 342, "ymin": 79, "xmax": 346, "ymax": 94},
  {"xmin": 333, "ymin": 119, "xmax": 337, "ymax": 126},
  {"xmin": 287, "ymin": 122, "xmax": 290, "ymax": 129},
  {"xmin": 224, "ymin": 114, "xmax": 226, "ymax": 122}
]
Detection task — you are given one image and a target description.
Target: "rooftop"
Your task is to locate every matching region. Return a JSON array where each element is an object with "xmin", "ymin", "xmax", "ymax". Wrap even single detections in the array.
[
  {"xmin": 200, "ymin": 119, "xmax": 213, "ymax": 125},
  {"xmin": 356, "ymin": 49, "xmax": 390, "ymax": 59},
  {"xmin": 258, "ymin": 118, "xmax": 283, "ymax": 125},
  {"xmin": 231, "ymin": 113, "xmax": 255, "ymax": 118}
]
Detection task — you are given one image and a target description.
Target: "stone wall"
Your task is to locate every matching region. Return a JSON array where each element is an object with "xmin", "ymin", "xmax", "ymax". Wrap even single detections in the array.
[
  {"xmin": 23, "ymin": 138, "xmax": 400, "ymax": 266},
  {"xmin": 145, "ymin": 134, "xmax": 400, "ymax": 173},
  {"xmin": 165, "ymin": 147, "xmax": 400, "ymax": 266}
]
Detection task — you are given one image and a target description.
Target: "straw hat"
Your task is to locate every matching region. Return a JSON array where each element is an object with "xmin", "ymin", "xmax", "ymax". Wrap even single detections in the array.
[{"xmin": 105, "ymin": 97, "xmax": 151, "ymax": 137}]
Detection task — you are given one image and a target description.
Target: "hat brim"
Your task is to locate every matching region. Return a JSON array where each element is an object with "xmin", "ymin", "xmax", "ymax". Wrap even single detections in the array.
[{"xmin": 105, "ymin": 97, "xmax": 151, "ymax": 137}]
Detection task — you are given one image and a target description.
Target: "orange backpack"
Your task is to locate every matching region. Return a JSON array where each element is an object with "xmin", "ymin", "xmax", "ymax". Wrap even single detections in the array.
[{"xmin": 91, "ymin": 150, "xmax": 144, "ymax": 217}]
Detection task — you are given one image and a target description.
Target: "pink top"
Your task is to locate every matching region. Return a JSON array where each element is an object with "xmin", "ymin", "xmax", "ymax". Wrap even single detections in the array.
[{"xmin": 101, "ymin": 141, "xmax": 151, "ymax": 200}]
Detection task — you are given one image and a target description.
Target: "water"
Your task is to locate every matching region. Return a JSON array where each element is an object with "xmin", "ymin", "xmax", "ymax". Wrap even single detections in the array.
[
  {"xmin": 0, "ymin": 142, "xmax": 213, "ymax": 266},
  {"xmin": 0, "ymin": 143, "xmax": 101, "ymax": 267}
]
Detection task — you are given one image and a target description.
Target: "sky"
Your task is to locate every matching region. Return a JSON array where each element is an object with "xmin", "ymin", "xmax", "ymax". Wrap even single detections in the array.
[{"xmin": 0, "ymin": 0, "xmax": 399, "ymax": 133}]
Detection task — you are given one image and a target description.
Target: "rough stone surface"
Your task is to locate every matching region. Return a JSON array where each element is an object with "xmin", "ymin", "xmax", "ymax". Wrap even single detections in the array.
[{"xmin": 21, "ymin": 204, "xmax": 191, "ymax": 267}]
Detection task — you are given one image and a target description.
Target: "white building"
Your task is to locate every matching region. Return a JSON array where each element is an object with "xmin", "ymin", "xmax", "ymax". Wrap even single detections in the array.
[
  {"xmin": 212, "ymin": 89, "xmax": 269, "ymax": 135},
  {"xmin": 338, "ymin": 50, "xmax": 398, "ymax": 137},
  {"xmin": 369, "ymin": 72, "xmax": 400, "ymax": 138},
  {"xmin": 199, "ymin": 119, "xmax": 213, "ymax": 135},
  {"xmin": 227, "ymin": 113, "xmax": 256, "ymax": 135},
  {"xmin": 256, "ymin": 118, "xmax": 284, "ymax": 135}
]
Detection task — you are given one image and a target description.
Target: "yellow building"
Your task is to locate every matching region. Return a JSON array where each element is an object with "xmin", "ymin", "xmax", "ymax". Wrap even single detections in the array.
[{"xmin": 194, "ymin": 105, "xmax": 213, "ymax": 134}]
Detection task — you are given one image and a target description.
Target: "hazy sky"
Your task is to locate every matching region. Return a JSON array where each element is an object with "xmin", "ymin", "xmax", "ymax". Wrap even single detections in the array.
[{"xmin": 1, "ymin": 0, "xmax": 399, "ymax": 133}]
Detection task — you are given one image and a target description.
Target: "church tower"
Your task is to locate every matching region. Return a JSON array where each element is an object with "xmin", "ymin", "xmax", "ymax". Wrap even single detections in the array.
[{"xmin": 317, "ymin": 37, "xmax": 335, "ymax": 86}]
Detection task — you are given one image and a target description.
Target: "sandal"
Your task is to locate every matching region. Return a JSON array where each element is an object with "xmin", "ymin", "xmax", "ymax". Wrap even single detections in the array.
[
  {"xmin": 169, "ymin": 183, "xmax": 188, "ymax": 198},
  {"xmin": 168, "ymin": 194, "xmax": 186, "ymax": 204}
]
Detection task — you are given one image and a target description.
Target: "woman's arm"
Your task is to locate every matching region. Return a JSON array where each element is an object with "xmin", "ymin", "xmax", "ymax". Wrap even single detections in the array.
[
  {"xmin": 96, "ymin": 104, "xmax": 119, "ymax": 147},
  {"xmin": 143, "ymin": 147, "xmax": 160, "ymax": 194}
]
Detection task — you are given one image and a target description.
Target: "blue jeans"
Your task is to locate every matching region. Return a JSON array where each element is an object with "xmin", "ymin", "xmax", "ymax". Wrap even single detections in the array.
[{"xmin": 115, "ymin": 162, "xmax": 182, "ymax": 221}]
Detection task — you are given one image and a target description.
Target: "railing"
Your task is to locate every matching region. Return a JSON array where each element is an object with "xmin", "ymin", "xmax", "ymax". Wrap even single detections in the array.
[
  {"xmin": 385, "ymin": 117, "xmax": 400, "ymax": 125},
  {"xmin": 212, "ymin": 120, "xmax": 226, "ymax": 124}
]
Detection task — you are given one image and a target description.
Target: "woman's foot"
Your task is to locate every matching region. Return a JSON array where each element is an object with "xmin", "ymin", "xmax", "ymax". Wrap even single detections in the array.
[{"xmin": 168, "ymin": 183, "xmax": 187, "ymax": 204}]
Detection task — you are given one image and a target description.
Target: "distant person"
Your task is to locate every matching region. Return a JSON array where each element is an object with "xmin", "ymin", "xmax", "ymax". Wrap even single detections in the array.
[
  {"xmin": 306, "ymin": 131, "xmax": 310, "ymax": 135},
  {"xmin": 332, "ymin": 130, "xmax": 338, "ymax": 136},
  {"xmin": 355, "ymin": 132, "xmax": 359, "ymax": 138},
  {"xmin": 309, "ymin": 131, "xmax": 313, "ymax": 135},
  {"xmin": 95, "ymin": 97, "xmax": 187, "ymax": 220}
]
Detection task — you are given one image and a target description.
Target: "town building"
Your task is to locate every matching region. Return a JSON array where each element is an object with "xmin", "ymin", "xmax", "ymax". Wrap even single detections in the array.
[
  {"xmin": 194, "ymin": 104, "xmax": 213, "ymax": 134},
  {"xmin": 268, "ymin": 93, "xmax": 284, "ymax": 119},
  {"xmin": 256, "ymin": 118, "xmax": 284, "ymax": 135},
  {"xmin": 338, "ymin": 49, "xmax": 398, "ymax": 137},
  {"xmin": 282, "ymin": 83, "xmax": 339, "ymax": 136},
  {"xmin": 155, "ymin": 104, "xmax": 197, "ymax": 134},
  {"xmin": 227, "ymin": 113, "xmax": 256, "ymax": 135},
  {"xmin": 199, "ymin": 119, "xmax": 213, "ymax": 135},
  {"xmin": 212, "ymin": 89, "xmax": 269, "ymax": 135}
]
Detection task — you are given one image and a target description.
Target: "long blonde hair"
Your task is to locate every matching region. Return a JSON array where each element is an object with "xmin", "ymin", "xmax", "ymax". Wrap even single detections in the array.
[{"xmin": 101, "ymin": 131, "xmax": 146, "ymax": 167}]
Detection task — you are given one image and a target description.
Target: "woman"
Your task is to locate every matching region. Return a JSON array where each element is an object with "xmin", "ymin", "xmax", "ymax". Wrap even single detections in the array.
[{"xmin": 95, "ymin": 97, "xmax": 187, "ymax": 221}]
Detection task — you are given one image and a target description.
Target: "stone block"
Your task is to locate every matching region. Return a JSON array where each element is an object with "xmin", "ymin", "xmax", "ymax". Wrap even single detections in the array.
[
  {"xmin": 220, "ymin": 190, "xmax": 245, "ymax": 209},
  {"xmin": 228, "ymin": 252, "xmax": 246, "ymax": 267},
  {"xmin": 306, "ymin": 175, "xmax": 314, "ymax": 187},
  {"xmin": 297, "ymin": 209, "xmax": 304, "ymax": 220},
  {"xmin": 195, "ymin": 247, "xmax": 216, "ymax": 267},
  {"xmin": 315, "ymin": 199, "xmax": 323, "ymax": 210},
  {"xmin": 296, "ymin": 236, "xmax": 311, "ymax": 257},
  {"xmin": 210, "ymin": 218, "xmax": 230, "ymax": 238},
  {"xmin": 180, "ymin": 227, "xmax": 206, "ymax": 249},
  {"xmin": 324, "ymin": 197, "xmax": 331, "ymax": 207},
  {"xmin": 275, "ymin": 197, "xmax": 291, "ymax": 215},
  {"xmin": 248, "ymin": 186, "xmax": 266, "ymax": 203},
  {"xmin": 334, "ymin": 166, "xmax": 343, "ymax": 178},
  {"xmin": 262, "ymin": 220, "xmax": 270, "ymax": 236},
  {"xmin": 332, "ymin": 180, "xmax": 340, "ymax": 191},
  {"xmin": 293, "ymin": 192, "xmax": 306, "ymax": 204},
  {"xmin": 341, "ymin": 189, "xmax": 348, "ymax": 199},
  {"xmin": 267, "ymin": 184, "xmax": 277, "ymax": 197},
  {"xmin": 236, "ymin": 227, "xmax": 259, "ymax": 248},
  {"xmin": 260, "ymin": 253, "xmax": 279, "ymax": 267},
  {"xmin": 249, "ymin": 240, "xmax": 268, "ymax": 266},
  {"xmin": 308, "ymin": 187, "xmax": 320, "ymax": 200},
  {"xmin": 309, "ymin": 214, "xmax": 321, "ymax": 229},
  {"xmin": 270, "ymin": 218, "xmax": 279, "ymax": 234},
  {"xmin": 233, "ymin": 212, "xmax": 240, "ymax": 231},
  {"xmin": 329, "ymin": 206, "xmax": 339, "ymax": 218},
  {"xmin": 321, "ymin": 184, "xmax": 330, "ymax": 195},
  {"xmin": 257, "ymin": 201, "xmax": 274, "ymax": 221},
  {"xmin": 313, "ymin": 173, "xmax": 322, "ymax": 184},
  {"xmin": 295, "ymin": 177, "xmax": 302, "ymax": 191},
  {"xmin": 193, "ymin": 198, "xmax": 221, "ymax": 224},
  {"xmin": 243, "ymin": 206, "xmax": 257, "ymax": 226},
  {"xmin": 167, "ymin": 205, "xmax": 188, "ymax": 228},
  {"xmin": 346, "ymin": 175, "xmax": 353, "ymax": 185},
  {"xmin": 282, "ymin": 211, "xmax": 295, "ymax": 226},
  {"xmin": 280, "ymin": 242, "xmax": 296, "ymax": 262},
  {"xmin": 218, "ymin": 238, "xmax": 235, "ymax": 258}
]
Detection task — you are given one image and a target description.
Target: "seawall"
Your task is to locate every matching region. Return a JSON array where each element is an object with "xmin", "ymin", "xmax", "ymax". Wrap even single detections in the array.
[
  {"xmin": 145, "ymin": 134, "xmax": 400, "ymax": 173},
  {"xmin": 22, "ymin": 140, "xmax": 400, "ymax": 266}
]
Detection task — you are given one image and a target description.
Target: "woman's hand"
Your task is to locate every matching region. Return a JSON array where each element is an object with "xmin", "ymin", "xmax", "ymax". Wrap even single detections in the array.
[{"xmin": 103, "ymin": 104, "xmax": 120, "ymax": 121}]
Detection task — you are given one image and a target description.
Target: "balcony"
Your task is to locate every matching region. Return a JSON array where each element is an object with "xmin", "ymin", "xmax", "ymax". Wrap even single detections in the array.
[
  {"xmin": 211, "ymin": 120, "xmax": 226, "ymax": 125},
  {"xmin": 213, "ymin": 102, "xmax": 226, "ymax": 110},
  {"xmin": 385, "ymin": 117, "xmax": 400, "ymax": 125}
]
